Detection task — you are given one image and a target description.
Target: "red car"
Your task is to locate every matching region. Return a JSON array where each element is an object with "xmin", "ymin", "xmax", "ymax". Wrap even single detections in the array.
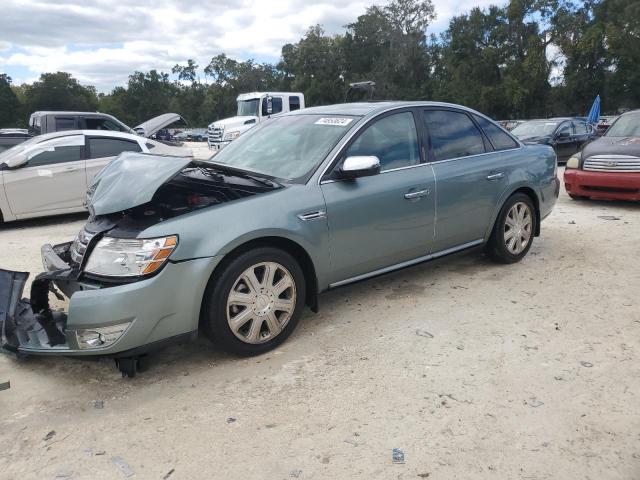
[{"xmin": 564, "ymin": 110, "xmax": 640, "ymax": 201}]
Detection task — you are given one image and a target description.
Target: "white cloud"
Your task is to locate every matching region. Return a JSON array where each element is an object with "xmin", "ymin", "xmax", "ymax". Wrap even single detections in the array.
[{"xmin": 0, "ymin": 0, "xmax": 504, "ymax": 91}]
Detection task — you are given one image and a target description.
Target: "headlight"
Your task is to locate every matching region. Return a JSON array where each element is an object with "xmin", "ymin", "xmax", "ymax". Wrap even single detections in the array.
[
  {"xmin": 223, "ymin": 131, "xmax": 241, "ymax": 141},
  {"xmin": 84, "ymin": 235, "xmax": 178, "ymax": 277},
  {"xmin": 566, "ymin": 156, "xmax": 580, "ymax": 169}
]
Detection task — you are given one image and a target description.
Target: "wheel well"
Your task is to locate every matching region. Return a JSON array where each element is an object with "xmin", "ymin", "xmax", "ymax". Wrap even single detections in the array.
[
  {"xmin": 207, "ymin": 236, "xmax": 319, "ymax": 313},
  {"xmin": 512, "ymin": 187, "xmax": 541, "ymax": 236}
]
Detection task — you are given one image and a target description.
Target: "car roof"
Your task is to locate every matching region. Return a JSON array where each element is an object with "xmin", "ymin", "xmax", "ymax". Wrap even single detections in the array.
[
  {"xmin": 287, "ymin": 101, "xmax": 502, "ymax": 118},
  {"xmin": 30, "ymin": 111, "xmax": 117, "ymax": 117},
  {"xmin": 30, "ymin": 130, "xmax": 144, "ymax": 143}
]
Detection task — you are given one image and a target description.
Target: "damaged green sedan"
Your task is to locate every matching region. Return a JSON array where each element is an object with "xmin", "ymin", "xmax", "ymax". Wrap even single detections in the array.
[{"xmin": 0, "ymin": 102, "xmax": 559, "ymax": 376}]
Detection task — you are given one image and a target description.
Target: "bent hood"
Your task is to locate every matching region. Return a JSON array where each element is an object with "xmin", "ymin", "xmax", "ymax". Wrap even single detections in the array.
[
  {"xmin": 134, "ymin": 113, "xmax": 187, "ymax": 138},
  {"xmin": 581, "ymin": 136, "xmax": 640, "ymax": 159},
  {"xmin": 86, "ymin": 152, "xmax": 192, "ymax": 216}
]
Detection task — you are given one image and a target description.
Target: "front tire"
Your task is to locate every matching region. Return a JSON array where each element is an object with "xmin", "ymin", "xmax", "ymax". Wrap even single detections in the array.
[
  {"xmin": 201, "ymin": 247, "xmax": 306, "ymax": 356},
  {"xmin": 485, "ymin": 193, "xmax": 537, "ymax": 264}
]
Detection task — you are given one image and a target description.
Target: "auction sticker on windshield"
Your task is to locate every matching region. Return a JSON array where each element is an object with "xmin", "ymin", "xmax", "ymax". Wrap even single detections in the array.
[{"xmin": 315, "ymin": 118, "xmax": 354, "ymax": 126}]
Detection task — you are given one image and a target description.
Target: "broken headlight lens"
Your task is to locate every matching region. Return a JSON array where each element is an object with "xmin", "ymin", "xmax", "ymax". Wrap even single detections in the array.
[
  {"xmin": 75, "ymin": 322, "xmax": 132, "ymax": 349},
  {"xmin": 84, "ymin": 235, "xmax": 178, "ymax": 277}
]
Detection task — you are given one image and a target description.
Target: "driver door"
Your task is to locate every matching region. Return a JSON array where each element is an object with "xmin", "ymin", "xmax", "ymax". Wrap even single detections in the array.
[
  {"xmin": 3, "ymin": 135, "xmax": 88, "ymax": 218},
  {"xmin": 320, "ymin": 110, "xmax": 436, "ymax": 284}
]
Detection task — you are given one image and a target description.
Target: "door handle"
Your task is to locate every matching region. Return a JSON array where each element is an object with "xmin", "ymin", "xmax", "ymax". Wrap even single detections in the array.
[
  {"xmin": 62, "ymin": 166, "xmax": 79, "ymax": 173},
  {"xmin": 486, "ymin": 172, "xmax": 504, "ymax": 181},
  {"xmin": 404, "ymin": 188, "xmax": 430, "ymax": 200}
]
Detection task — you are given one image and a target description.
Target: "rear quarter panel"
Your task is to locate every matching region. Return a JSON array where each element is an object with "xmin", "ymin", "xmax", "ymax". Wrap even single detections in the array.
[{"xmin": 485, "ymin": 144, "xmax": 558, "ymax": 239}]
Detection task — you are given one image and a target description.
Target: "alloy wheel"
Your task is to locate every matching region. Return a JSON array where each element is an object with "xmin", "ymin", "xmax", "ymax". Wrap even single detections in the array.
[
  {"xmin": 504, "ymin": 201, "xmax": 533, "ymax": 255},
  {"xmin": 226, "ymin": 262, "xmax": 297, "ymax": 344}
]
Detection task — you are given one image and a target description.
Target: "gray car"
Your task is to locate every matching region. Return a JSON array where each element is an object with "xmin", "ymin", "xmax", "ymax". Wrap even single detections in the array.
[{"xmin": 1, "ymin": 101, "xmax": 559, "ymax": 376}]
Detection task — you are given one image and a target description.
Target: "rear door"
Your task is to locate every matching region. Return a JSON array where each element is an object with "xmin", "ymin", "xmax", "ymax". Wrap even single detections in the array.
[
  {"xmin": 422, "ymin": 108, "xmax": 516, "ymax": 252},
  {"xmin": 84, "ymin": 136, "xmax": 143, "ymax": 184},
  {"xmin": 3, "ymin": 135, "xmax": 87, "ymax": 217}
]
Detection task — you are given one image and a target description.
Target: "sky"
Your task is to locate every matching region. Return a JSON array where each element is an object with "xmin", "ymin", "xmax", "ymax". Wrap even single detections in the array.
[{"xmin": 0, "ymin": 0, "xmax": 499, "ymax": 92}]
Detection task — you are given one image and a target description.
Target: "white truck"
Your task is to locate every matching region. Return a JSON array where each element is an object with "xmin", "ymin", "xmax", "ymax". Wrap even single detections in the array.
[{"xmin": 207, "ymin": 92, "xmax": 305, "ymax": 150}]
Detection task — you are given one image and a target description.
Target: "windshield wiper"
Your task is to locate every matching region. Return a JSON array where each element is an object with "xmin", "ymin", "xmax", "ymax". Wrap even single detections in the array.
[{"xmin": 193, "ymin": 160, "xmax": 282, "ymax": 188}]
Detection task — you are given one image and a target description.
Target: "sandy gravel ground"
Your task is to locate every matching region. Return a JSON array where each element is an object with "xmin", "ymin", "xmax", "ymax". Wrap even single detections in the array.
[{"xmin": 0, "ymin": 168, "xmax": 639, "ymax": 480}]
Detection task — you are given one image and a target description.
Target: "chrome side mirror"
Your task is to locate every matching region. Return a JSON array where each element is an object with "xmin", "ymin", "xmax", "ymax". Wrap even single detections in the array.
[{"xmin": 338, "ymin": 156, "xmax": 381, "ymax": 179}]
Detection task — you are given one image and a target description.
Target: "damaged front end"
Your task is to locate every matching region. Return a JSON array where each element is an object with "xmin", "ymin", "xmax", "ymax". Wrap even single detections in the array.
[
  {"xmin": 1, "ymin": 152, "xmax": 282, "ymax": 376},
  {"xmin": 0, "ymin": 266, "xmax": 71, "ymax": 355}
]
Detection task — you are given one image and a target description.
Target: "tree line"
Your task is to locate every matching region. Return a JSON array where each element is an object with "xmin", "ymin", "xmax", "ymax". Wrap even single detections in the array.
[{"xmin": 1, "ymin": 0, "xmax": 637, "ymax": 129}]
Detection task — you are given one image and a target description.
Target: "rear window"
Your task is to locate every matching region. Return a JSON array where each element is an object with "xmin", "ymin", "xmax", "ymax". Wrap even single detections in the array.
[
  {"xmin": 55, "ymin": 117, "xmax": 77, "ymax": 131},
  {"xmin": 88, "ymin": 137, "xmax": 141, "ymax": 159},
  {"xmin": 85, "ymin": 118, "xmax": 128, "ymax": 132},
  {"xmin": 423, "ymin": 110, "xmax": 486, "ymax": 161},
  {"xmin": 289, "ymin": 96, "xmax": 301, "ymax": 111},
  {"xmin": 474, "ymin": 115, "xmax": 519, "ymax": 151}
]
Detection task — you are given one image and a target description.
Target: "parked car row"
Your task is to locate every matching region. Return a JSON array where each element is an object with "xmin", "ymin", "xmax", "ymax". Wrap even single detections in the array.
[{"xmin": 2, "ymin": 100, "xmax": 637, "ymax": 378}]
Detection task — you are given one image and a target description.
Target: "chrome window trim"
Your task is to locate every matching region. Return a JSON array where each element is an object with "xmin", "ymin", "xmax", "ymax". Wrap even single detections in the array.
[
  {"xmin": 328, "ymin": 239, "xmax": 484, "ymax": 288},
  {"xmin": 313, "ymin": 103, "xmax": 525, "ymax": 186},
  {"xmin": 428, "ymin": 146, "xmax": 523, "ymax": 166},
  {"xmin": 319, "ymin": 161, "xmax": 431, "ymax": 185},
  {"xmin": 315, "ymin": 105, "xmax": 421, "ymax": 186}
]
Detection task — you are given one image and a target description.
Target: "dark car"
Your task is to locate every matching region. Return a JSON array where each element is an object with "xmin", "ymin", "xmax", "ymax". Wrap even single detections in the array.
[
  {"xmin": 564, "ymin": 109, "xmax": 640, "ymax": 201},
  {"xmin": 511, "ymin": 118, "xmax": 597, "ymax": 163}
]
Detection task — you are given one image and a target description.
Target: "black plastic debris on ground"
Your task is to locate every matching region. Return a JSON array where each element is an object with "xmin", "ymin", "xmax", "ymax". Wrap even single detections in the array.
[{"xmin": 0, "ymin": 381, "xmax": 9, "ymax": 391}]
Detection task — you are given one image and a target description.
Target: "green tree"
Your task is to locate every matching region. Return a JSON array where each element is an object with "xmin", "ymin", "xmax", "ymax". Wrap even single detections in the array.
[
  {"xmin": 279, "ymin": 26, "xmax": 345, "ymax": 105},
  {"xmin": 23, "ymin": 72, "xmax": 98, "ymax": 113},
  {"xmin": 0, "ymin": 74, "xmax": 22, "ymax": 128}
]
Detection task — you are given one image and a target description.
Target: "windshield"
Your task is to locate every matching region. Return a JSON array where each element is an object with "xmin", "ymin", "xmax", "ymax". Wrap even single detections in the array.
[
  {"xmin": 237, "ymin": 99, "xmax": 259, "ymax": 117},
  {"xmin": 605, "ymin": 113, "xmax": 640, "ymax": 137},
  {"xmin": 512, "ymin": 120, "xmax": 559, "ymax": 137},
  {"xmin": 207, "ymin": 114, "xmax": 357, "ymax": 180}
]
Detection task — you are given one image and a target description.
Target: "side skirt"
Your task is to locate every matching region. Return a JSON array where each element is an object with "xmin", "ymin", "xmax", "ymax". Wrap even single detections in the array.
[{"xmin": 328, "ymin": 239, "xmax": 484, "ymax": 289}]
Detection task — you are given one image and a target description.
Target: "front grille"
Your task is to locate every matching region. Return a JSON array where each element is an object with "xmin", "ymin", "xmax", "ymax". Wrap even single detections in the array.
[
  {"xmin": 208, "ymin": 125, "xmax": 224, "ymax": 143},
  {"xmin": 70, "ymin": 228, "xmax": 96, "ymax": 265},
  {"xmin": 583, "ymin": 155, "xmax": 640, "ymax": 172}
]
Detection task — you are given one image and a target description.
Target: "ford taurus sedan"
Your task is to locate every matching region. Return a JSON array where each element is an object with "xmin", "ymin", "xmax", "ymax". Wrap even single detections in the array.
[{"xmin": 0, "ymin": 102, "xmax": 559, "ymax": 376}]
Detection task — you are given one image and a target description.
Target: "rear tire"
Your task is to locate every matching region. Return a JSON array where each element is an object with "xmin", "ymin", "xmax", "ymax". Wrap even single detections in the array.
[
  {"xmin": 485, "ymin": 193, "xmax": 537, "ymax": 264},
  {"xmin": 201, "ymin": 247, "xmax": 306, "ymax": 356}
]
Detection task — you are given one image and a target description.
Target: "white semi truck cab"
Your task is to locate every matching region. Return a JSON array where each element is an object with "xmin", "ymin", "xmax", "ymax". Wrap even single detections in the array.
[{"xmin": 207, "ymin": 92, "xmax": 305, "ymax": 150}]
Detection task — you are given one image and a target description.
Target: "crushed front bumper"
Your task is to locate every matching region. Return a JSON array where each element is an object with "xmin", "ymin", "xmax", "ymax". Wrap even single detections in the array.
[
  {"xmin": 1, "ymin": 242, "xmax": 222, "ymax": 357},
  {"xmin": 564, "ymin": 170, "xmax": 640, "ymax": 201}
]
